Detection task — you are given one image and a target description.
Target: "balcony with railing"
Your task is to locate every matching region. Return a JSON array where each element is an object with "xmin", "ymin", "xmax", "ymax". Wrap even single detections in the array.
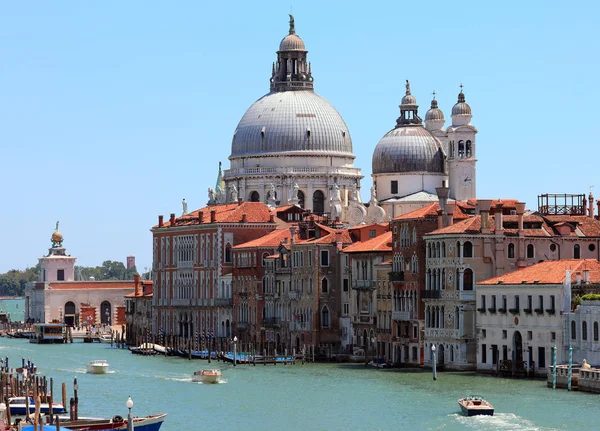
[
  {"xmin": 388, "ymin": 271, "xmax": 405, "ymax": 282},
  {"xmin": 353, "ymin": 315, "xmax": 373, "ymax": 324},
  {"xmin": 422, "ymin": 290, "xmax": 442, "ymax": 299},
  {"xmin": 352, "ymin": 279, "xmax": 376, "ymax": 289},
  {"xmin": 214, "ymin": 298, "xmax": 233, "ymax": 307},
  {"xmin": 392, "ymin": 310, "xmax": 413, "ymax": 321},
  {"xmin": 263, "ymin": 317, "xmax": 281, "ymax": 327},
  {"xmin": 459, "ymin": 291, "xmax": 475, "ymax": 301},
  {"xmin": 237, "ymin": 322, "xmax": 249, "ymax": 331},
  {"xmin": 288, "ymin": 291, "xmax": 299, "ymax": 300}
]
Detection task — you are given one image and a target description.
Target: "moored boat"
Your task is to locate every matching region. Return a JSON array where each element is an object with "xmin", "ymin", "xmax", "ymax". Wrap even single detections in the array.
[
  {"xmin": 86, "ymin": 360, "xmax": 110, "ymax": 374},
  {"xmin": 192, "ymin": 369, "xmax": 222, "ymax": 384},
  {"xmin": 8, "ymin": 396, "xmax": 65, "ymax": 416},
  {"xmin": 58, "ymin": 413, "xmax": 166, "ymax": 431},
  {"xmin": 458, "ymin": 396, "xmax": 494, "ymax": 416}
]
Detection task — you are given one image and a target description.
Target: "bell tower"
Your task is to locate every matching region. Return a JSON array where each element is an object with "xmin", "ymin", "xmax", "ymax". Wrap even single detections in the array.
[
  {"xmin": 38, "ymin": 222, "xmax": 76, "ymax": 282},
  {"xmin": 447, "ymin": 86, "xmax": 477, "ymax": 201}
]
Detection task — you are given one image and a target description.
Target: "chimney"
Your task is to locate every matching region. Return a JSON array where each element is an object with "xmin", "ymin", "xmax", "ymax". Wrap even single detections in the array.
[
  {"xmin": 494, "ymin": 202, "xmax": 504, "ymax": 233},
  {"xmin": 515, "ymin": 202, "xmax": 526, "ymax": 234},
  {"xmin": 158, "ymin": 215, "xmax": 164, "ymax": 227},
  {"xmin": 583, "ymin": 269, "xmax": 590, "ymax": 284},
  {"xmin": 169, "ymin": 213, "xmax": 176, "ymax": 226},
  {"xmin": 269, "ymin": 213, "xmax": 275, "ymax": 223},
  {"xmin": 336, "ymin": 231, "xmax": 343, "ymax": 248},
  {"xmin": 437, "ymin": 209, "xmax": 443, "ymax": 230},
  {"xmin": 241, "ymin": 213, "xmax": 247, "ymax": 223},
  {"xmin": 435, "ymin": 182, "xmax": 450, "ymax": 225},
  {"xmin": 445, "ymin": 202, "xmax": 456, "ymax": 227},
  {"xmin": 589, "ymin": 193, "xmax": 595, "ymax": 219},
  {"xmin": 238, "ymin": 197, "xmax": 243, "ymax": 206},
  {"xmin": 134, "ymin": 273, "xmax": 141, "ymax": 296},
  {"xmin": 335, "ymin": 216, "xmax": 340, "ymax": 224},
  {"xmin": 576, "ymin": 271, "xmax": 582, "ymax": 285},
  {"xmin": 199, "ymin": 211, "xmax": 204, "ymax": 223},
  {"xmin": 477, "ymin": 199, "xmax": 493, "ymax": 234},
  {"xmin": 210, "ymin": 210, "xmax": 216, "ymax": 223},
  {"xmin": 289, "ymin": 226, "xmax": 297, "ymax": 244}
]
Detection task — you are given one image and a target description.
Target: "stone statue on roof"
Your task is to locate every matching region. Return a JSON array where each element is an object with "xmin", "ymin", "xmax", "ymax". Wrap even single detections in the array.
[
  {"xmin": 289, "ymin": 14, "xmax": 295, "ymax": 34},
  {"xmin": 208, "ymin": 187, "xmax": 217, "ymax": 206},
  {"xmin": 267, "ymin": 183, "xmax": 277, "ymax": 208},
  {"xmin": 229, "ymin": 183, "xmax": 238, "ymax": 202},
  {"xmin": 289, "ymin": 182, "xmax": 300, "ymax": 205}
]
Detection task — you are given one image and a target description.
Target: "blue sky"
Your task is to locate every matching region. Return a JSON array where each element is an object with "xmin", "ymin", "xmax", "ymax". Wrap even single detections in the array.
[{"xmin": 1, "ymin": 1, "xmax": 598, "ymax": 273}]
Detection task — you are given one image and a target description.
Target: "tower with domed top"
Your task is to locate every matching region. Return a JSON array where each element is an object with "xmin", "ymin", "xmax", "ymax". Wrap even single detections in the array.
[
  {"xmin": 38, "ymin": 221, "xmax": 76, "ymax": 282},
  {"xmin": 447, "ymin": 85, "xmax": 477, "ymax": 201}
]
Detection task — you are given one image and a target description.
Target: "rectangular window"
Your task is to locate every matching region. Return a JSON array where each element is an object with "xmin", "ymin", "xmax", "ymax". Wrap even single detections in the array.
[
  {"xmin": 343, "ymin": 303, "xmax": 349, "ymax": 314},
  {"xmin": 391, "ymin": 180, "xmax": 398, "ymax": 194},
  {"xmin": 527, "ymin": 295, "xmax": 532, "ymax": 310},
  {"xmin": 492, "ymin": 345, "xmax": 498, "ymax": 365},
  {"xmin": 482, "ymin": 343, "xmax": 487, "ymax": 364},
  {"xmin": 502, "ymin": 330, "xmax": 507, "ymax": 339},
  {"xmin": 551, "ymin": 331, "xmax": 556, "ymax": 341},
  {"xmin": 412, "ymin": 346, "xmax": 418, "ymax": 361},
  {"xmin": 492, "ymin": 295, "xmax": 497, "ymax": 309},
  {"xmin": 482, "ymin": 329, "xmax": 487, "ymax": 339},
  {"xmin": 502, "ymin": 345, "xmax": 508, "ymax": 361},
  {"xmin": 481, "ymin": 295, "xmax": 486, "ymax": 310},
  {"xmin": 538, "ymin": 347, "xmax": 546, "ymax": 368},
  {"xmin": 57, "ymin": 269, "xmax": 65, "ymax": 281},
  {"xmin": 550, "ymin": 295, "xmax": 555, "ymax": 311},
  {"xmin": 527, "ymin": 331, "xmax": 533, "ymax": 341},
  {"xmin": 502, "ymin": 295, "xmax": 507, "ymax": 310},
  {"xmin": 300, "ymin": 252, "xmax": 304, "ymax": 267},
  {"xmin": 343, "ymin": 279, "xmax": 349, "ymax": 292},
  {"xmin": 515, "ymin": 295, "xmax": 520, "ymax": 312},
  {"xmin": 413, "ymin": 325, "xmax": 417, "ymax": 339},
  {"xmin": 538, "ymin": 295, "xmax": 544, "ymax": 310},
  {"xmin": 369, "ymin": 230, "xmax": 376, "ymax": 239},
  {"xmin": 308, "ymin": 251, "xmax": 312, "ymax": 267},
  {"xmin": 320, "ymin": 250, "xmax": 329, "ymax": 267}
]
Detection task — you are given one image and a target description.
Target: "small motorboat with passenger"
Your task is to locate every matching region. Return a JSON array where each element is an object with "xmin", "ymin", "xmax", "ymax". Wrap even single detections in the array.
[
  {"xmin": 458, "ymin": 395, "xmax": 494, "ymax": 416},
  {"xmin": 86, "ymin": 359, "xmax": 110, "ymax": 374},
  {"xmin": 192, "ymin": 369, "xmax": 222, "ymax": 384}
]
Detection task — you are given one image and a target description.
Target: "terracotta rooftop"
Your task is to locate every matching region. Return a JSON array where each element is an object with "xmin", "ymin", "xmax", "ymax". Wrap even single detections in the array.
[
  {"xmin": 343, "ymin": 231, "xmax": 393, "ymax": 253},
  {"xmin": 295, "ymin": 224, "xmax": 354, "ymax": 245},
  {"xmin": 234, "ymin": 228, "xmax": 299, "ymax": 249},
  {"xmin": 392, "ymin": 203, "xmax": 470, "ymax": 221},
  {"xmin": 478, "ymin": 259, "xmax": 600, "ymax": 285},
  {"xmin": 154, "ymin": 202, "xmax": 273, "ymax": 228}
]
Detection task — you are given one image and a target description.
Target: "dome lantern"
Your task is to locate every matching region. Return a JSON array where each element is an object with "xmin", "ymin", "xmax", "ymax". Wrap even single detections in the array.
[
  {"xmin": 451, "ymin": 84, "xmax": 472, "ymax": 126},
  {"xmin": 271, "ymin": 15, "xmax": 313, "ymax": 92},
  {"xmin": 395, "ymin": 80, "xmax": 422, "ymax": 127},
  {"xmin": 425, "ymin": 91, "xmax": 445, "ymax": 131}
]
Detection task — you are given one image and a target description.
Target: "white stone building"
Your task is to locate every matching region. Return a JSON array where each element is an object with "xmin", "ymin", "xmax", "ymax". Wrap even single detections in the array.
[{"xmin": 476, "ymin": 260, "xmax": 600, "ymax": 377}]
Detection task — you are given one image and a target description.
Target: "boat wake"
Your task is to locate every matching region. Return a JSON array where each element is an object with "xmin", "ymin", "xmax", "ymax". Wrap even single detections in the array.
[
  {"xmin": 452, "ymin": 412, "xmax": 560, "ymax": 430},
  {"xmin": 193, "ymin": 379, "xmax": 227, "ymax": 385}
]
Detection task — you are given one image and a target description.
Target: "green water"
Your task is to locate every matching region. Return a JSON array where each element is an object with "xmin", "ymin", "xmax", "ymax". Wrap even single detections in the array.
[
  {"xmin": 0, "ymin": 337, "xmax": 594, "ymax": 430},
  {"xmin": 0, "ymin": 298, "xmax": 25, "ymax": 322}
]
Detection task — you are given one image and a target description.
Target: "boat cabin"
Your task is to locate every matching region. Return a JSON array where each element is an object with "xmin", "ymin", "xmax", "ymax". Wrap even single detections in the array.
[{"xmin": 30, "ymin": 323, "xmax": 66, "ymax": 344}]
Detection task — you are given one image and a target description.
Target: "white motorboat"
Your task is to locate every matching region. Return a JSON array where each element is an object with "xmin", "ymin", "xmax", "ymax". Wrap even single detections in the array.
[
  {"xmin": 192, "ymin": 369, "xmax": 221, "ymax": 384},
  {"xmin": 86, "ymin": 359, "xmax": 110, "ymax": 374},
  {"xmin": 8, "ymin": 396, "xmax": 65, "ymax": 415},
  {"xmin": 98, "ymin": 333, "xmax": 114, "ymax": 343}
]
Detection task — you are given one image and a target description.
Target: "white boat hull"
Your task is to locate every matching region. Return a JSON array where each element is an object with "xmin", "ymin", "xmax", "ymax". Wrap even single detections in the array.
[{"xmin": 87, "ymin": 360, "xmax": 110, "ymax": 374}]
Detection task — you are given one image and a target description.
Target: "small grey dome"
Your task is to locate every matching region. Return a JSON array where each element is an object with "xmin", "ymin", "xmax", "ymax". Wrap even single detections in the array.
[
  {"xmin": 401, "ymin": 93, "xmax": 417, "ymax": 105},
  {"xmin": 452, "ymin": 91, "xmax": 472, "ymax": 116},
  {"xmin": 372, "ymin": 126, "xmax": 445, "ymax": 174},
  {"xmin": 231, "ymin": 90, "xmax": 353, "ymax": 157},
  {"xmin": 425, "ymin": 99, "xmax": 444, "ymax": 121},
  {"xmin": 279, "ymin": 34, "xmax": 305, "ymax": 51}
]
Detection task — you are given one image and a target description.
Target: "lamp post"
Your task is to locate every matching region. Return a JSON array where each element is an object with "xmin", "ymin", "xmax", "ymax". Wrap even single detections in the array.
[
  {"xmin": 126, "ymin": 396, "xmax": 133, "ymax": 431},
  {"xmin": 233, "ymin": 336, "xmax": 238, "ymax": 367},
  {"xmin": 431, "ymin": 344, "xmax": 437, "ymax": 381}
]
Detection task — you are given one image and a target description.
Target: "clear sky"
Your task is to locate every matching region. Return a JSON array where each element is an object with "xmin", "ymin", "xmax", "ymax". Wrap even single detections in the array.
[{"xmin": 1, "ymin": 1, "xmax": 598, "ymax": 273}]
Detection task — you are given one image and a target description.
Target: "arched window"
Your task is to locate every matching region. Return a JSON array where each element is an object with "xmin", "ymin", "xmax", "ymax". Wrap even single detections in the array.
[
  {"xmin": 527, "ymin": 244, "xmax": 535, "ymax": 259},
  {"xmin": 574, "ymin": 244, "xmax": 581, "ymax": 259},
  {"xmin": 250, "ymin": 191, "xmax": 260, "ymax": 202},
  {"xmin": 412, "ymin": 227, "xmax": 417, "ymax": 244},
  {"xmin": 508, "ymin": 243, "xmax": 515, "ymax": 259},
  {"xmin": 309, "ymin": 278, "xmax": 313, "ymax": 293},
  {"xmin": 313, "ymin": 190, "xmax": 325, "ymax": 214},
  {"xmin": 412, "ymin": 256, "xmax": 418, "ymax": 273},
  {"xmin": 321, "ymin": 306, "xmax": 330, "ymax": 328},
  {"xmin": 458, "ymin": 140, "xmax": 465, "ymax": 158},
  {"xmin": 583, "ymin": 321, "xmax": 588, "ymax": 341},
  {"xmin": 321, "ymin": 277, "xmax": 328, "ymax": 294},
  {"xmin": 571, "ymin": 320, "xmax": 577, "ymax": 340},
  {"xmin": 463, "ymin": 241, "xmax": 473, "ymax": 258},
  {"xmin": 442, "ymin": 242, "xmax": 446, "ymax": 257},
  {"xmin": 297, "ymin": 190, "xmax": 305, "ymax": 208},
  {"xmin": 466, "ymin": 140, "xmax": 472, "ymax": 158},
  {"xmin": 463, "ymin": 268, "xmax": 474, "ymax": 291},
  {"xmin": 456, "ymin": 241, "xmax": 461, "ymax": 258},
  {"xmin": 594, "ymin": 322, "xmax": 599, "ymax": 342},
  {"xmin": 225, "ymin": 243, "xmax": 232, "ymax": 263}
]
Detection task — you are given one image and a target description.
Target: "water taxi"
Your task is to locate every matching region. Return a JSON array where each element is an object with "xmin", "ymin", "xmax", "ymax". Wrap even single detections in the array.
[
  {"xmin": 86, "ymin": 359, "xmax": 110, "ymax": 374},
  {"xmin": 192, "ymin": 369, "xmax": 222, "ymax": 384},
  {"xmin": 458, "ymin": 396, "xmax": 494, "ymax": 416}
]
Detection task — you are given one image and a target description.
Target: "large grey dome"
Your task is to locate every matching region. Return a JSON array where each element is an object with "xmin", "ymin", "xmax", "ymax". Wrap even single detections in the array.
[
  {"xmin": 230, "ymin": 91, "xmax": 353, "ymax": 157},
  {"xmin": 372, "ymin": 126, "xmax": 445, "ymax": 174}
]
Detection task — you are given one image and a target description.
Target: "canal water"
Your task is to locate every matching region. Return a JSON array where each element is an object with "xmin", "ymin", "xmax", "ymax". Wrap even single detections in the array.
[
  {"xmin": 0, "ymin": 298, "xmax": 25, "ymax": 323},
  {"xmin": 0, "ymin": 337, "xmax": 595, "ymax": 431}
]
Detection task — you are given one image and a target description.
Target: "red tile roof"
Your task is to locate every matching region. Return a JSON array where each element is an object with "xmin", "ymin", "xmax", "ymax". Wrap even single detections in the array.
[
  {"xmin": 392, "ymin": 203, "xmax": 470, "ymax": 221},
  {"xmin": 154, "ymin": 202, "xmax": 273, "ymax": 228},
  {"xmin": 478, "ymin": 259, "xmax": 600, "ymax": 285},
  {"xmin": 295, "ymin": 224, "xmax": 354, "ymax": 245},
  {"xmin": 343, "ymin": 231, "xmax": 393, "ymax": 253},
  {"xmin": 234, "ymin": 228, "xmax": 299, "ymax": 249}
]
